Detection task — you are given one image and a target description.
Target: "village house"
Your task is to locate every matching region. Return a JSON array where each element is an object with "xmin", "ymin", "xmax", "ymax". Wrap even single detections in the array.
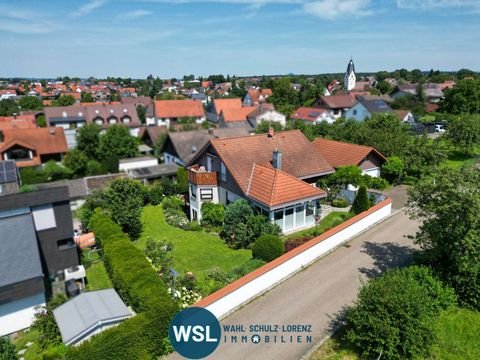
[
  {"xmin": 312, "ymin": 138, "xmax": 386, "ymax": 177},
  {"xmin": 290, "ymin": 107, "xmax": 336, "ymax": 124},
  {"xmin": 243, "ymin": 88, "xmax": 273, "ymax": 106},
  {"xmin": 151, "ymin": 99, "xmax": 205, "ymax": 127},
  {"xmin": 0, "ymin": 127, "xmax": 68, "ymax": 168},
  {"xmin": 344, "ymin": 97, "xmax": 393, "ymax": 121},
  {"xmin": 247, "ymin": 104, "xmax": 286, "ymax": 128},
  {"xmin": 206, "ymin": 98, "xmax": 243, "ymax": 122},
  {"xmin": 313, "ymin": 94, "xmax": 357, "ymax": 119},
  {"xmin": 187, "ymin": 130, "xmax": 335, "ymax": 233}
]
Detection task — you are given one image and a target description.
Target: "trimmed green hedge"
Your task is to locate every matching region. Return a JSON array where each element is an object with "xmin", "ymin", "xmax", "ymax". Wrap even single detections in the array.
[
  {"xmin": 88, "ymin": 211, "xmax": 177, "ymax": 313},
  {"xmin": 66, "ymin": 212, "xmax": 178, "ymax": 359}
]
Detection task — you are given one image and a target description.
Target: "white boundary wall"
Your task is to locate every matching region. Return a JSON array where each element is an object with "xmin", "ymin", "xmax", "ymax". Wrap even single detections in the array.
[{"xmin": 204, "ymin": 201, "xmax": 392, "ymax": 319}]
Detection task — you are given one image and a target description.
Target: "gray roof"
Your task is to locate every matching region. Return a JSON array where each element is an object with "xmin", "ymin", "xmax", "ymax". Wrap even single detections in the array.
[
  {"xmin": 346, "ymin": 59, "xmax": 355, "ymax": 75},
  {"xmin": 119, "ymin": 156, "xmax": 157, "ymax": 164},
  {"xmin": 0, "ymin": 213, "xmax": 44, "ymax": 288},
  {"xmin": 360, "ymin": 99, "xmax": 392, "ymax": 114},
  {"xmin": 129, "ymin": 163, "xmax": 179, "ymax": 180},
  {"xmin": 168, "ymin": 131, "xmax": 212, "ymax": 164},
  {"xmin": 53, "ymin": 289, "xmax": 133, "ymax": 345},
  {"xmin": 36, "ymin": 179, "xmax": 88, "ymax": 200}
]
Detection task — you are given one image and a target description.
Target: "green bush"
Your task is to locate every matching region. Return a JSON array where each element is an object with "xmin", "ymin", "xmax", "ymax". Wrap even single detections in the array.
[
  {"xmin": 162, "ymin": 195, "xmax": 184, "ymax": 210},
  {"xmin": 252, "ymin": 234, "xmax": 284, "ymax": 262},
  {"xmin": 0, "ymin": 336, "xmax": 17, "ymax": 360},
  {"xmin": 164, "ymin": 207, "xmax": 188, "ymax": 229},
  {"xmin": 201, "ymin": 202, "xmax": 225, "ymax": 227},
  {"xmin": 43, "ymin": 160, "xmax": 73, "ymax": 181},
  {"xmin": 88, "ymin": 212, "xmax": 177, "ymax": 314},
  {"xmin": 331, "ymin": 198, "xmax": 349, "ymax": 208},
  {"xmin": 351, "ymin": 185, "xmax": 370, "ymax": 214},
  {"xmin": 363, "ymin": 175, "xmax": 389, "ymax": 190},
  {"xmin": 345, "ymin": 266, "xmax": 457, "ymax": 360},
  {"xmin": 19, "ymin": 167, "xmax": 48, "ymax": 185},
  {"xmin": 183, "ymin": 221, "xmax": 202, "ymax": 231},
  {"xmin": 147, "ymin": 182, "xmax": 164, "ymax": 205}
]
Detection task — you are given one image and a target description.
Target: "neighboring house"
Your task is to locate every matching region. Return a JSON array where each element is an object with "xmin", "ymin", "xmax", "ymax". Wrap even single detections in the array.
[
  {"xmin": 313, "ymin": 94, "xmax": 357, "ymax": 119},
  {"xmin": 0, "ymin": 114, "xmax": 36, "ymax": 130},
  {"xmin": 243, "ymin": 88, "xmax": 273, "ymax": 106},
  {"xmin": 0, "ymin": 89, "xmax": 17, "ymax": 100},
  {"xmin": 290, "ymin": 107, "xmax": 336, "ymax": 124},
  {"xmin": 152, "ymin": 99, "xmax": 205, "ymax": 127},
  {"xmin": 218, "ymin": 106, "xmax": 257, "ymax": 128},
  {"xmin": 0, "ymin": 127, "xmax": 68, "ymax": 168},
  {"xmin": 187, "ymin": 130, "xmax": 335, "ymax": 233},
  {"xmin": 139, "ymin": 126, "xmax": 168, "ymax": 149},
  {"xmin": 45, "ymin": 103, "xmax": 141, "ymax": 148},
  {"xmin": 391, "ymin": 83, "xmax": 444, "ymax": 103},
  {"xmin": 344, "ymin": 59, "xmax": 356, "ymax": 91},
  {"xmin": 394, "ymin": 109, "xmax": 415, "ymax": 123},
  {"xmin": 191, "ymin": 93, "xmax": 208, "ymax": 104},
  {"xmin": 53, "ymin": 289, "xmax": 133, "ymax": 346},
  {"xmin": 121, "ymin": 96, "xmax": 154, "ymax": 123},
  {"xmin": 118, "ymin": 156, "xmax": 158, "ymax": 172},
  {"xmin": 345, "ymin": 98, "xmax": 393, "ymax": 121},
  {"xmin": 0, "ymin": 186, "xmax": 80, "ymax": 336},
  {"xmin": 312, "ymin": 138, "xmax": 386, "ymax": 177},
  {"xmin": 128, "ymin": 163, "xmax": 179, "ymax": 184},
  {"xmin": 206, "ymin": 98, "xmax": 243, "ymax": 122},
  {"xmin": 0, "ymin": 160, "xmax": 19, "ymax": 195},
  {"xmin": 247, "ymin": 105, "xmax": 286, "ymax": 128}
]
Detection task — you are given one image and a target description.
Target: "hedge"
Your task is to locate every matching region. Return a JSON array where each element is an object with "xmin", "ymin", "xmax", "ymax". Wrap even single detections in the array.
[
  {"xmin": 67, "ymin": 212, "xmax": 178, "ymax": 359},
  {"xmin": 88, "ymin": 211, "xmax": 177, "ymax": 313}
]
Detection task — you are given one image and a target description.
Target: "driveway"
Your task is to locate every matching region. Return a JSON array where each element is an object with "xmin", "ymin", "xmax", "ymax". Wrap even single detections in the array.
[{"xmin": 169, "ymin": 210, "xmax": 419, "ymax": 360}]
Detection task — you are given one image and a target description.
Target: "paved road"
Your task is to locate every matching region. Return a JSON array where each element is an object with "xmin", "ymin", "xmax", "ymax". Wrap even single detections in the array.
[{"xmin": 169, "ymin": 210, "xmax": 419, "ymax": 360}]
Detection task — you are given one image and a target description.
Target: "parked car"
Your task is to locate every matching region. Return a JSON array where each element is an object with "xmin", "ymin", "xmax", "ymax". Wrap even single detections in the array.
[{"xmin": 435, "ymin": 124, "xmax": 446, "ymax": 133}]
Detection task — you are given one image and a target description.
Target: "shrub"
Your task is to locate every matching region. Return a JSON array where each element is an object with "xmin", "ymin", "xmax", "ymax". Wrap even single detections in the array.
[
  {"xmin": 162, "ymin": 195, "xmax": 184, "ymax": 210},
  {"xmin": 86, "ymin": 160, "xmax": 103, "ymax": 176},
  {"xmin": 231, "ymin": 259, "xmax": 267, "ymax": 278},
  {"xmin": 147, "ymin": 182, "xmax": 164, "ymax": 205},
  {"xmin": 345, "ymin": 266, "xmax": 457, "ymax": 360},
  {"xmin": 88, "ymin": 212, "xmax": 177, "ymax": 314},
  {"xmin": 19, "ymin": 167, "xmax": 47, "ymax": 185},
  {"xmin": 252, "ymin": 234, "xmax": 284, "ymax": 262},
  {"xmin": 43, "ymin": 160, "xmax": 73, "ymax": 181},
  {"xmin": 164, "ymin": 207, "xmax": 189, "ymax": 229},
  {"xmin": 0, "ymin": 336, "xmax": 17, "ymax": 360},
  {"xmin": 382, "ymin": 156, "xmax": 404, "ymax": 184},
  {"xmin": 284, "ymin": 236, "xmax": 314, "ymax": 252},
  {"xmin": 363, "ymin": 175, "xmax": 389, "ymax": 190},
  {"xmin": 331, "ymin": 198, "xmax": 349, "ymax": 208},
  {"xmin": 221, "ymin": 200, "xmax": 254, "ymax": 248},
  {"xmin": 144, "ymin": 237, "xmax": 173, "ymax": 283},
  {"xmin": 351, "ymin": 185, "xmax": 370, "ymax": 214},
  {"xmin": 183, "ymin": 221, "xmax": 202, "ymax": 231},
  {"xmin": 31, "ymin": 294, "xmax": 67, "ymax": 350},
  {"xmin": 201, "ymin": 202, "xmax": 225, "ymax": 227}
]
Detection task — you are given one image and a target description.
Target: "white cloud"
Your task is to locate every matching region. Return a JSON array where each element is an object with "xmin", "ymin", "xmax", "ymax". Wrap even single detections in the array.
[
  {"xmin": 71, "ymin": 0, "xmax": 108, "ymax": 17},
  {"xmin": 117, "ymin": 9, "xmax": 153, "ymax": 19},
  {"xmin": 303, "ymin": 0, "xmax": 373, "ymax": 20},
  {"xmin": 396, "ymin": 0, "xmax": 480, "ymax": 10}
]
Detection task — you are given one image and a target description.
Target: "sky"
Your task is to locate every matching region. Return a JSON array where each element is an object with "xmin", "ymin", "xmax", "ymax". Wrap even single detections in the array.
[{"xmin": 0, "ymin": 0, "xmax": 479, "ymax": 78}]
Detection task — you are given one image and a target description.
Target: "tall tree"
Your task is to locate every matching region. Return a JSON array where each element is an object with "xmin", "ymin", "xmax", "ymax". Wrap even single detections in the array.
[
  {"xmin": 99, "ymin": 125, "xmax": 138, "ymax": 160},
  {"xmin": 408, "ymin": 166, "xmax": 480, "ymax": 309},
  {"xmin": 18, "ymin": 96, "xmax": 43, "ymax": 110},
  {"xmin": 77, "ymin": 123, "xmax": 101, "ymax": 159},
  {"xmin": 446, "ymin": 114, "xmax": 480, "ymax": 156},
  {"xmin": 441, "ymin": 79, "xmax": 480, "ymax": 114}
]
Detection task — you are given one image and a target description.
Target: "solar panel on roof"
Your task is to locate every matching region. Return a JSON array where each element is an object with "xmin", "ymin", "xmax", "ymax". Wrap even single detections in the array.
[
  {"xmin": 0, "ymin": 160, "xmax": 18, "ymax": 184},
  {"xmin": 308, "ymin": 112, "xmax": 321, "ymax": 117}
]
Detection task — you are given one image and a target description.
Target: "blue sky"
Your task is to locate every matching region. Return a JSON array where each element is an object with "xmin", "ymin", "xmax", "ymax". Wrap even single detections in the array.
[{"xmin": 0, "ymin": 0, "xmax": 479, "ymax": 78}]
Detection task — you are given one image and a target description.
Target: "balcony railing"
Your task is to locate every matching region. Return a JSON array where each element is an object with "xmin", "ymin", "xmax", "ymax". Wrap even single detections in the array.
[{"xmin": 188, "ymin": 165, "xmax": 218, "ymax": 186}]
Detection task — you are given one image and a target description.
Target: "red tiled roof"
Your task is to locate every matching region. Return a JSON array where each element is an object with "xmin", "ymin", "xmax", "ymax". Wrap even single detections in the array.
[
  {"xmin": 221, "ymin": 106, "xmax": 256, "ymax": 122},
  {"xmin": 0, "ymin": 127, "xmax": 68, "ymax": 166},
  {"xmin": 154, "ymin": 99, "xmax": 204, "ymax": 118},
  {"xmin": 393, "ymin": 109, "xmax": 411, "ymax": 120},
  {"xmin": 209, "ymin": 130, "xmax": 334, "ymax": 194},
  {"xmin": 291, "ymin": 107, "xmax": 328, "ymax": 122},
  {"xmin": 425, "ymin": 103, "xmax": 440, "ymax": 113},
  {"xmin": 320, "ymin": 94, "xmax": 357, "ymax": 109},
  {"xmin": 246, "ymin": 88, "xmax": 272, "ymax": 103},
  {"xmin": 312, "ymin": 138, "xmax": 386, "ymax": 167},
  {"xmin": 213, "ymin": 98, "xmax": 242, "ymax": 115},
  {"xmin": 246, "ymin": 164, "xmax": 326, "ymax": 207},
  {"xmin": 0, "ymin": 115, "xmax": 36, "ymax": 130}
]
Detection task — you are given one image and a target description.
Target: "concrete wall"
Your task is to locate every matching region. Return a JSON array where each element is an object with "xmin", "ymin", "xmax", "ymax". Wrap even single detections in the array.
[{"xmin": 196, "ymin": 199, "xmax": 392, "ymax": 319}]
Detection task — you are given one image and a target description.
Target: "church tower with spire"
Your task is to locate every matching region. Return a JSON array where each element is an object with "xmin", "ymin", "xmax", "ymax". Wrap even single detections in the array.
[{"xmin": 344, "ymin": 58, "xmax": 356, "ymax": 91}]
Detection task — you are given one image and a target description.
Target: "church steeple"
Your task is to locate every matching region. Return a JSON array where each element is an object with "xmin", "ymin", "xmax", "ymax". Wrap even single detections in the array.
[{"xmin": 344, "ymin": 58, "xmax": 356, "ymax": 91}]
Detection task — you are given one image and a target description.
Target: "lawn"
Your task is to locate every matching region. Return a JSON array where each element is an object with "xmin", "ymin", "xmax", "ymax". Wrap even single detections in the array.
[
  {"xmin": 136, "ymin": 205, "xmax": 252, "ymax": 291},
  {"xmin": 285, "ymin": 212, "xmax": 354, "ymax": 241},
  {"xmin": 430, "ymin": 308, "xmax": 480, "ymax": 360}
]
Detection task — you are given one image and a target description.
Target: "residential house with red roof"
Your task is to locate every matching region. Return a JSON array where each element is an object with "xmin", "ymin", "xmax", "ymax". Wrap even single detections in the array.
[
  {"xmin": 313, "ymin": 94, "xmax": 357, "ymax": 120},
  {"xmin": 290, "ymin": 107, "xmax": 336, "ymax": 124},
  {"xmin": 247, "ymin": 104, "xmax": 286, "ymax": 128},
  {"xmin": 312, "ymin": 138, "xmax": 386, "ymax": 177},
  {"xmin": 0, "ymin": 115, "xmax": 36, "ymax": 131},
  {"xmin": 0, "ymin": 127, "xmax": 68, "ymax": 168},
  {"xmin": 206, "ymin": 98, "xmax": 243, "ymax": 122},
  {"xmin": 243, "ymin": 88, "xmax": 273, "ymax": 106},
  {"xmin": 187, "ymin": 130, "xmax": 334, "ymax": 233},
  {"xmin": 152, "ymin": 99, "xmax": 205, "ymax": 127}
]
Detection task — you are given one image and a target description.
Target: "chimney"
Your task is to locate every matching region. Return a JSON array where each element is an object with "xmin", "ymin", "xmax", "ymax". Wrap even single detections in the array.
[
  {"xmin": 267, "ymin": 126, "xmax": 274, "ymax": 138},
  {"xmin": 272, "ymin": 149, "xmax": 282, "ymax": 170},
  {"xmin": 49, "ymin": 127, "xmax": 55, "ymax": 135},
  {"xmin": 208, "ymin": 127, "xmax": 214, "ymax": 135},
  {"xmin": 13, "ymin": 113, "xmax": 17, "ymax": 119}
]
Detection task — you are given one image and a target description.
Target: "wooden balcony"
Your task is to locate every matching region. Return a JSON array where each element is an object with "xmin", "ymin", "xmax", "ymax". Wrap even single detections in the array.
[{"xmin": 188, "ymin": 166, "xmax": 218, "ymax": 186}]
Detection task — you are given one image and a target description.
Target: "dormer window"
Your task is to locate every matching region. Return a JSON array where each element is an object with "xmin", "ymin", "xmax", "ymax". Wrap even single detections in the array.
[
  {"xmin": 108, "ymin": 116, "xmax": 117, "ymax": 124},
  {"xmin": 122, "ymin": 116, "xmax": 131, "ymax": 124}
]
